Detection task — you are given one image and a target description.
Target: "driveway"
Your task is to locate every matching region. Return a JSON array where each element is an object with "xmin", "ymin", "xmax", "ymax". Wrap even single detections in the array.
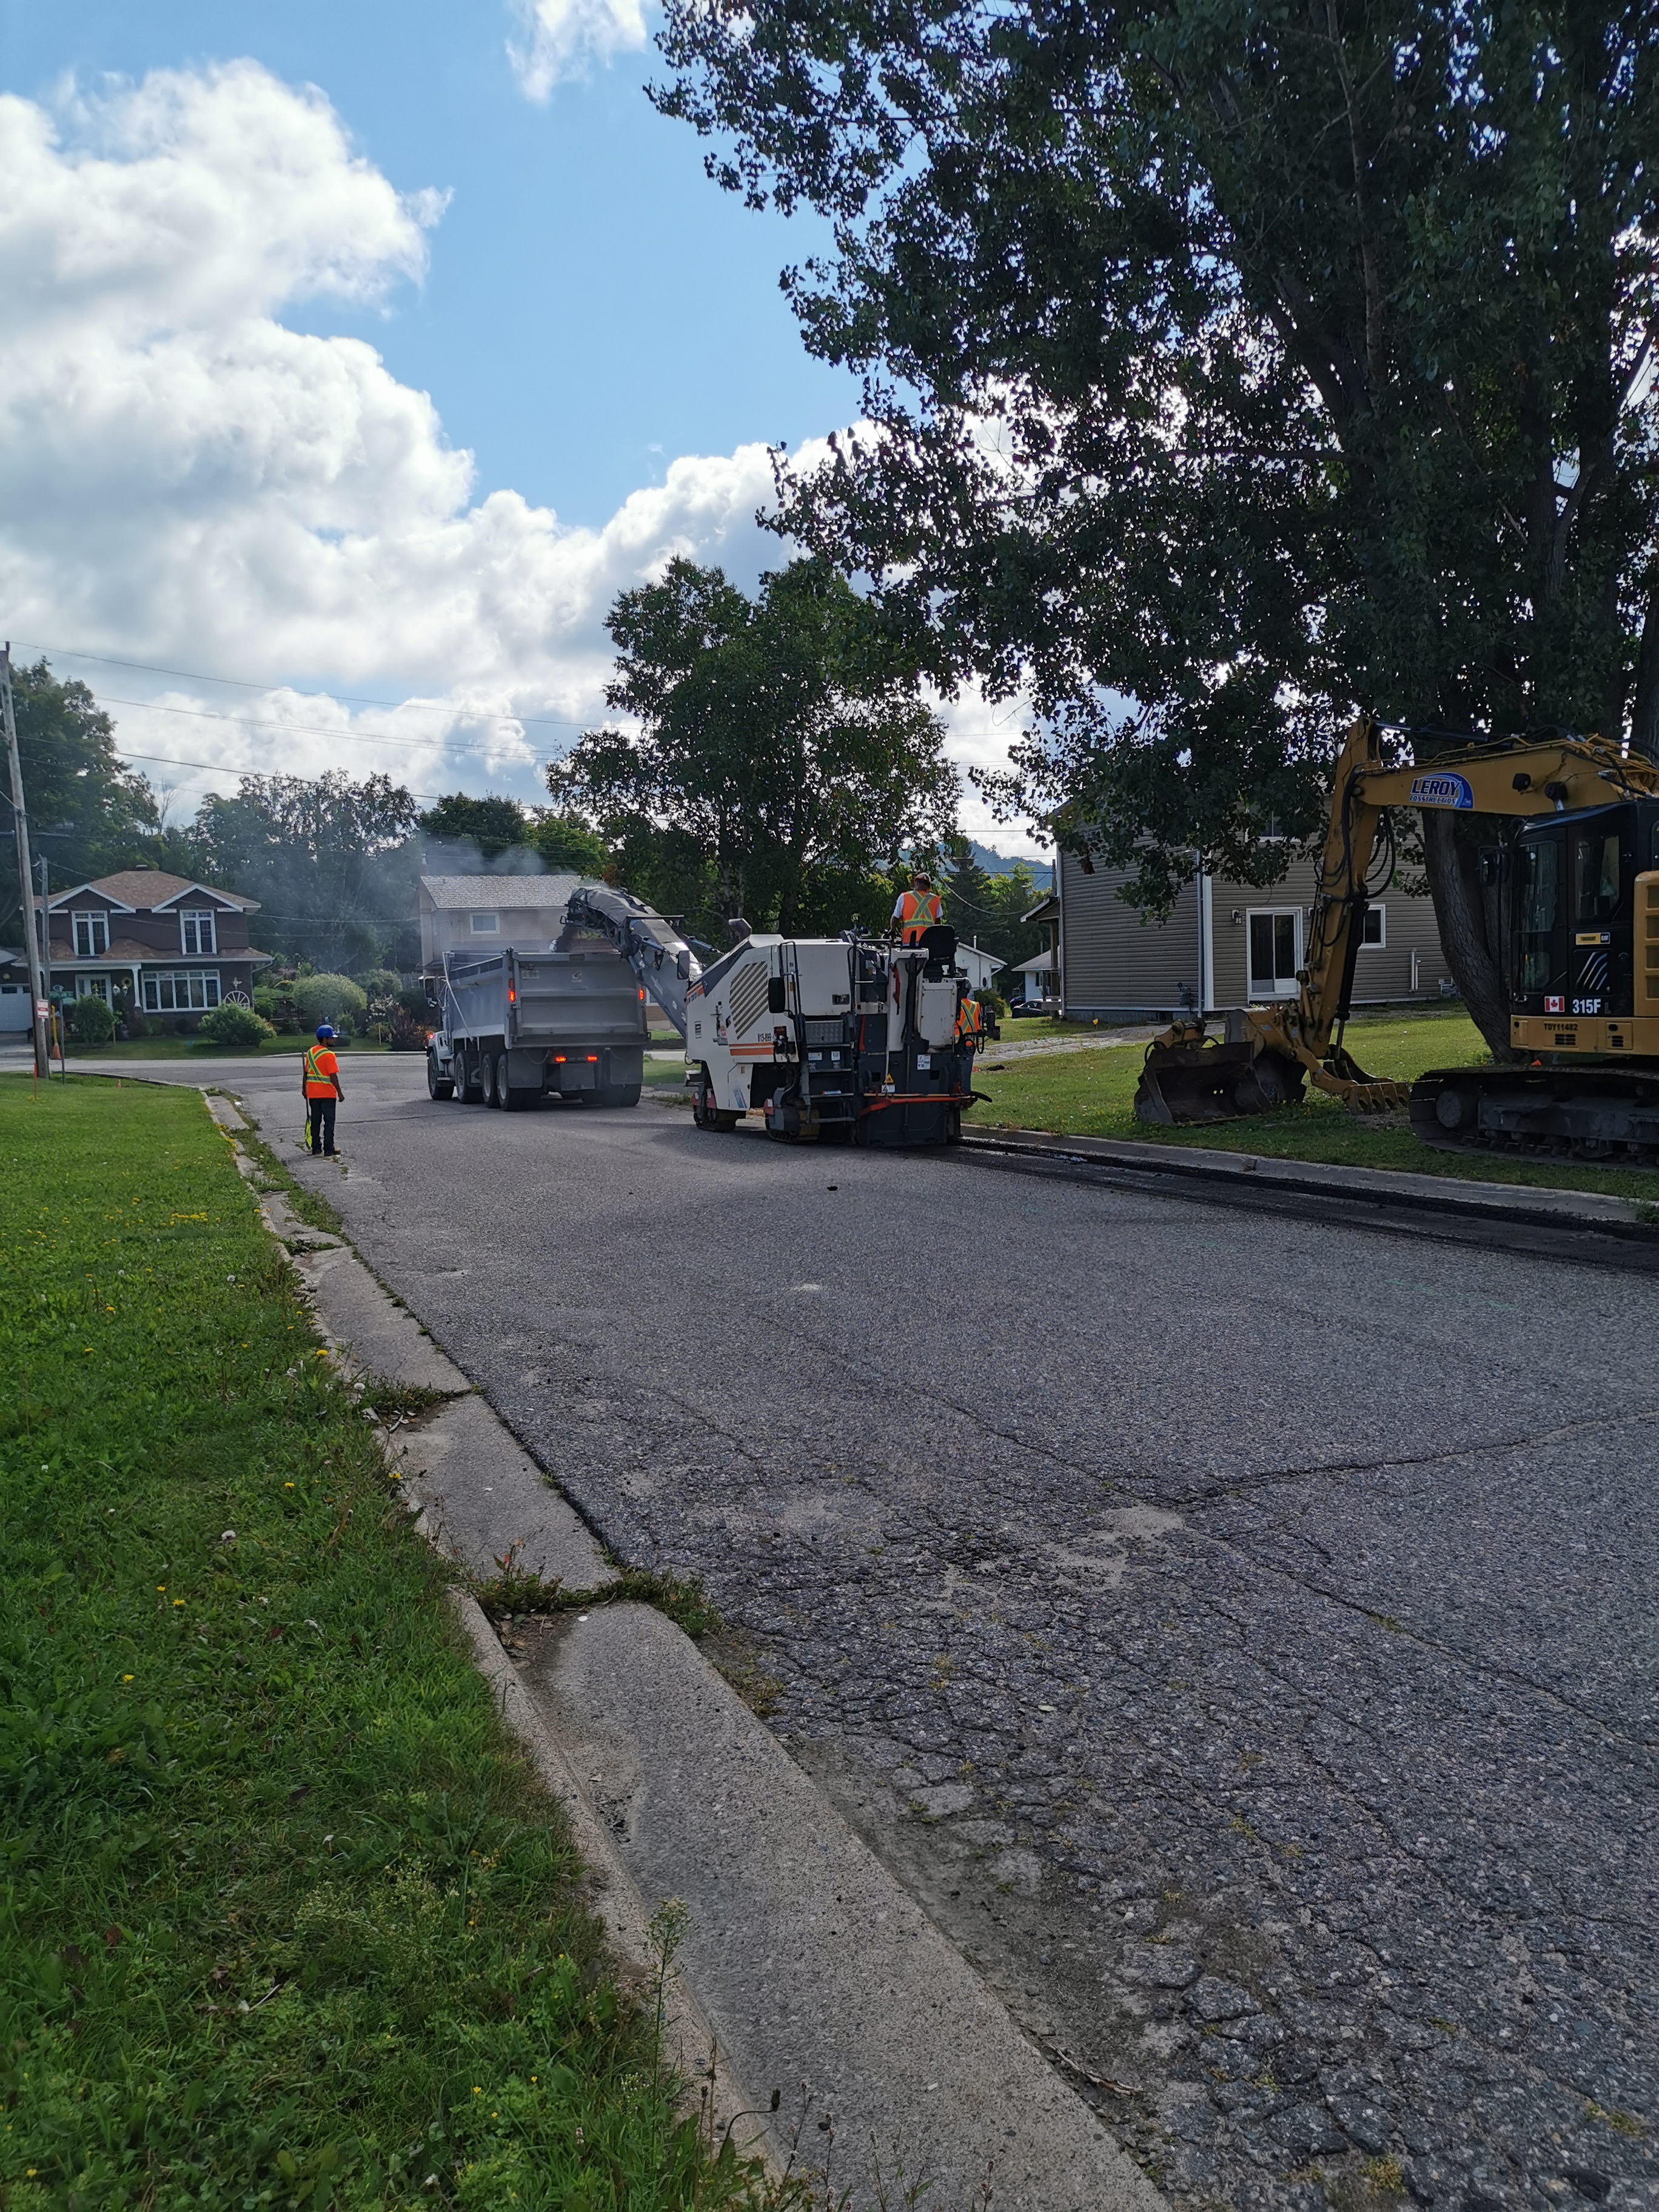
[{"xmin": 81, "ymin": 1051, "xmax": 1659, "ymax": 2211}]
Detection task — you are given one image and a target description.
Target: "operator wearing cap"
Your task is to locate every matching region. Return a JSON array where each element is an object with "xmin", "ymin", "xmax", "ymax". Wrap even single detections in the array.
[
  {"xmin": 303, "ymin": 1024, "xmax": 345, "ymax": 1157},
  {"xmin": 893, "ymin": 870, "xmax": 943, "ymax": 944}
]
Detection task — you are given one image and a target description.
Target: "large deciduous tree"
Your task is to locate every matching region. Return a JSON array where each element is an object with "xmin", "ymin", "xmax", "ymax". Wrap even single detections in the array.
[
  {"xmin": 1, "ymin": 661, "xmax": 164, "ymax": 934},
  {"xmin": 654, "ymin": 0, "xmax": 1659, "ymax": 1050},
  {"xmin": 549, "ymin": 555, "xmax": 959, "ymax": 938},
  {"xmin": 190, "ymin": 772, "xmax": 419, "ymax": 972}
]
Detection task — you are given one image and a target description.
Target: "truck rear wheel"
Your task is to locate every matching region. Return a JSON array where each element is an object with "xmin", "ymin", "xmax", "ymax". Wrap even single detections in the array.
[
  {"xmin": 691, "ymin": 1067, "xmax": 736, "ymax": 1131},
  {"xmin": 481, "ymin": 1051, "xmax": 501, "ymax": 1107},
  {"xmin": 453, "ymin": 1047, "xmax": 481, "ymax": 1103},
  {"xmin": 501, "ymin": 1060, "xmax": 535, "ymax": 1110},
  {"xmin": 598, "ymin": 1082, "xmax": 641, "ymax": 1108},
  {"xmin": 427, "ymin": 1048, "xmax": 454, "ymax": 1101}
]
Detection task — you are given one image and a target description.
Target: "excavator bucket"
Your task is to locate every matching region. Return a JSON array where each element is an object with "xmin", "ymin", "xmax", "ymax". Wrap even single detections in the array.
[{"xmin": 1133, "ymin": 1038, "xmax": 1305, "ymax": 1125}]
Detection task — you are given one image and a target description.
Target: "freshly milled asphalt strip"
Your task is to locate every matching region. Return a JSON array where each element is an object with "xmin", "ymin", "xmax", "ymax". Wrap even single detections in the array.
[{"xmin": 162, "ymin": 1060, "xmax": 1659, "ymax": 2211}]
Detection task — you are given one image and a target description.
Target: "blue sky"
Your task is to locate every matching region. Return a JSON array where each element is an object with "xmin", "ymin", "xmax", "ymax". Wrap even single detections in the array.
[
  {"xmin": 0, "ymin": 0, "xmax": 859, "ymax": 529},
  {"xmin": 0, "ymin": 0, "xmax": 1040, "ymax": 851}
]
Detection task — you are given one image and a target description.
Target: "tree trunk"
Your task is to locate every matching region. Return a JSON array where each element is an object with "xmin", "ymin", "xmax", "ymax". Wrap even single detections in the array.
[
  {"xmin": 1631, "ymin": 568, "xmax": 1659, "ymax": 763},
  {"xmin": 1423, "ymin": 812, "xmax": 1515, "ymax": 1060}
]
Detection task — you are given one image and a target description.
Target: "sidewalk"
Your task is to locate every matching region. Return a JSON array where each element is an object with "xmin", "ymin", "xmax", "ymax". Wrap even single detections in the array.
[{"xmin": 208, "ymin": 1090, "xmax": 1167, "ymax": 2212}]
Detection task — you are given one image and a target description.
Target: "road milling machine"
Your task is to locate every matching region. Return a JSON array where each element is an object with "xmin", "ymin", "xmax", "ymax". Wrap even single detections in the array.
[
  {"xmin": 563, "ymin": 885, "xmax": 993, "ymax": 1144},
  {"xmin": 1134, "ymin": 717, "xmax": 1659, "ymax": 1165}
]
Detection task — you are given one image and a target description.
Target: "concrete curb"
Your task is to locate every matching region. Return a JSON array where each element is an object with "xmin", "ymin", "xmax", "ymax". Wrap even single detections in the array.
[
  {"xmin": 451, "ymin": 1590, "xmax": 771, "ymax": 2166},
  {"xmin": 203, "ymin": 1087, "xmax": 1165, "ymax": 2210},
  {"xmin": 960, "ymin": 1124, "xmax": 1659, "ymax": 1253}
]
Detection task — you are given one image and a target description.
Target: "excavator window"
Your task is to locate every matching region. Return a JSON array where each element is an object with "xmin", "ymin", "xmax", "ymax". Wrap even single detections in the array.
[
  {"xmin": 1574, "ymin": 830, "xmax": 1623, "ymax": 924},
  {"xmin": 1516, "ymin": 835, "xmax": 1561, "ymax": 994}
]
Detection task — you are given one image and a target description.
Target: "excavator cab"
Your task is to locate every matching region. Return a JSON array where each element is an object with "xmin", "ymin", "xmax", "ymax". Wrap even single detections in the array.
[{"xmin": 1507, "ymin": 801, "xmax": 1651, "ymax": 1040}]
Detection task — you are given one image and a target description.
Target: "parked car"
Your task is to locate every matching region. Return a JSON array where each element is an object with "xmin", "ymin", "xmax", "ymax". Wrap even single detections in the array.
[{"xmin": 1012, "ymin": 997, "xmax": 1059, "ymax": 1018}]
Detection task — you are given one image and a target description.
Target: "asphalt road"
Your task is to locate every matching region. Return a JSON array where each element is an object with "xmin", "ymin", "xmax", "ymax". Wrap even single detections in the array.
[{"xmin": 132, "ymin": 1056, "xmax": 1659, "ymax": 2210}]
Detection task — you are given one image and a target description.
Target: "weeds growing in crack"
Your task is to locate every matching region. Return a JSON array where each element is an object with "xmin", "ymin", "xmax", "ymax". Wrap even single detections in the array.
[
  {"xmin": 353, "ymin": 1373, "xmax": 469, "ymax": 1427},
  {"xmin": 757, "ymin": 2084, "xmax": 993, "ymax": 2211},
  {"xmin": 474, "ymin": 1540, "xmax": 723, "ymax": 1640}
]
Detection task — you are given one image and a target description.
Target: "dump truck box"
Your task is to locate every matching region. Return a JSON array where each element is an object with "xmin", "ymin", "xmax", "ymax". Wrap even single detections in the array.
[{"xmin": 429, "ymin": 944, "xmax": 649, "ymax": 1109}]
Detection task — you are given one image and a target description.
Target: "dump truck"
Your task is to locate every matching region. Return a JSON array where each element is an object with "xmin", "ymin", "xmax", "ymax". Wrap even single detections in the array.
[
  {"xmin": 426, "ymin": 940, "xmax": 649, "ymax": 1110},
  {"xmin": 1133, "ymin": 716, "xmax": 1659, "ymax": 1164}
]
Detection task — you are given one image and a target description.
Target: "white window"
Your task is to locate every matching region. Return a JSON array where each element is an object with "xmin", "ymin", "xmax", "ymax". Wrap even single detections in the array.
[
  {"xmin": 72, "ymin": 910, "xmax": 109, "ymax": 957},
  {"xmin": 179, "ymin": 908, "xmax": 216, "ymax": 955},
  {"xmin": 1360, "ymin": 905, "xmax": 1387, "ymax": 948},
  {"xmin": 1247, "ymin": 908, "xmax": 1302, "ymax": 998},
  {"xmin": 469, "ymin": 911, "xmax": 499, "ymax": 936},
  {"xmin": 142, "ymin": 971, "xmax": 222, "ymax": 1013}
]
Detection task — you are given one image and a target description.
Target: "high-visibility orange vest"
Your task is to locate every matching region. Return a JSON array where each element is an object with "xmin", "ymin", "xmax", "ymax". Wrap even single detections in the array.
[
  {"xmin": 304, "ymin": 1044, "xmax": 339, "ymax": 1098},
  {"xmin": 897, "ymin": 888, "xmax": 942, "ymax": 943},
  {"xmin": 955, "ymin": 995, "xmax": 984, "ymax": 1042}
]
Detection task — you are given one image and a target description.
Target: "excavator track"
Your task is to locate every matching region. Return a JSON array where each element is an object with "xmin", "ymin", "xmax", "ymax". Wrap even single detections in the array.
[{"xmin": 1410, "ymin": 1064, "xmax": 1659, "ymax": 1165}]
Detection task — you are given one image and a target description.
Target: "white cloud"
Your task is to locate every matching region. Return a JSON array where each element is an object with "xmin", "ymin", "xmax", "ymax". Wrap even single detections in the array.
[
  {"xmin": 0, "ymin": 58, "xmax": 1041, "ymax": 851},
  {"xmin": 507, "ymin": 0, "xmax": 649, "ymax": 99}
]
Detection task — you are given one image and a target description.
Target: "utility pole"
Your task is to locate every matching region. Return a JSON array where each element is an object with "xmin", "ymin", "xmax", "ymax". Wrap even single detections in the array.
[{"xmin": 1, "ymin": 643, "xmax": 50, "ymax": 1077}]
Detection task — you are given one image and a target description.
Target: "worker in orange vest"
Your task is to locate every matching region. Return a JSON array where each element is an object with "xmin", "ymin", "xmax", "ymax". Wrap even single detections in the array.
[
  {"xmin": 892, "ymin": 870, "xmax": 943, "ymax": 943},
  {"xmin": 955, "ymin": 991, "xmax": 986, "ymax": 1047},
  {"xmin": 303, "ymin": 1024, "xmax": 345, "ymax": 1156}
]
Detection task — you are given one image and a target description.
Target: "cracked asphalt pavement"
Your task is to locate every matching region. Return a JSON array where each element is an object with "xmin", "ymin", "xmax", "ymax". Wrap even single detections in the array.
[{"xmin": 207, "ymin": 1056, "xmax": 1655, "ymax": 2212}]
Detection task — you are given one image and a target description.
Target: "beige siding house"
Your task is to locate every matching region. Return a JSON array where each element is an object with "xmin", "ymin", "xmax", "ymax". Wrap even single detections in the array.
[
  {"xmin": 418, "ymin": 874, "xmax": 583, "ymax": 971},
  {"xmin": 1056, "ymin": 851, "xmax": 1454, "ymax": 1019}
]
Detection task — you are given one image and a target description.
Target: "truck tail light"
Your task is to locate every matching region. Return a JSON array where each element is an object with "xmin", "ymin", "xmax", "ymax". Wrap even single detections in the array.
[
  {"xmin": 586, "ymin": 1054, "xmax": 598, "ymax": 1062},
  {"xmin": 508, "ymin": 985, "xmax": 516, "ymax": 1003},
  {"xmin": 638, "ymin": 987, "xmax": 645, "ymax": 1001},
  {"xmin": 553, "ymin": 1054, "xmax": 566, "ymax": 1063}
]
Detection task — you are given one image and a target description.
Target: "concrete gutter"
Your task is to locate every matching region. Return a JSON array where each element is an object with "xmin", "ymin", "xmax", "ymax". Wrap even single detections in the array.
[
  {"xmin": 202, "ymin": 1089, "xmax": 1165, "ymax": 2212},
  {"xmin": 960, "ymin": 1125, "xmax": 1659, "ymax": 1264}
]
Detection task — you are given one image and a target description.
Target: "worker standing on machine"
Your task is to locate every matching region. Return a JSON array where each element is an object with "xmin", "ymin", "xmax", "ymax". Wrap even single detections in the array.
[
  {"xmin": 303, "ymin": 1024, "xmax": 345, "ymax": 1157},
  {"xmin": 893, "ymin": 870, "xmax": 943, "ymax": 943}
]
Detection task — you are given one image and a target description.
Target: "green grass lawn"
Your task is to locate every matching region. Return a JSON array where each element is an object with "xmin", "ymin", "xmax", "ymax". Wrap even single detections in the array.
[
  {"xmin": 0, "ymin": 1077, "xmax": 758, "ymax": 2211},
  {"xmin": 967, "ymin": 1005, "xmax": 1659, "ymax": 1199}
]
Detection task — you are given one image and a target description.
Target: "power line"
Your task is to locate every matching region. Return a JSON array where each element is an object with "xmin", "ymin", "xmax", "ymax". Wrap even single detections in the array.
[
  {"xmin": 107, "ymin": 746, "xmax": 453, "ymax": 803},
  {"xmin": 13, "ymin": 638, "xmax": 592, "ymax": 732}
]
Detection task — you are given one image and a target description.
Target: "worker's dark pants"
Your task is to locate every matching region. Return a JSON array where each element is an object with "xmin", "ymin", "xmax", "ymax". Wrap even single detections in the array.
[{"xmin": 307, "ymin": 1096, "xmax": 338, "ymax": 1155}]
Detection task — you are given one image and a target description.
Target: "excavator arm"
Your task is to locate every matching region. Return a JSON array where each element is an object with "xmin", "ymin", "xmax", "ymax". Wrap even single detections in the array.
[{"xmin": 1136, "ymin": 718, "xmax": 1659, "ymax": 1125}]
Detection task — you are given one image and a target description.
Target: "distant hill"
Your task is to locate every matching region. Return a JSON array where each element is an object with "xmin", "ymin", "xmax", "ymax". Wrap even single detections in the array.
[{"xmin": 969, "ymin": 842, "xmax": 1051, "ymax": 891}]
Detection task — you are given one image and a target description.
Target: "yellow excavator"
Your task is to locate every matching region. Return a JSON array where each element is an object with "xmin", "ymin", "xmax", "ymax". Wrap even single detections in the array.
[{"xmin": 1134, "ymin": 716, "xmax": 1659, "ymax": 1163}]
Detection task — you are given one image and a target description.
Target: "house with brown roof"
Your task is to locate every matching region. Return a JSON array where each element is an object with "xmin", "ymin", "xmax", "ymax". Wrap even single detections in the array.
[{"xmin": 38, "ymin": 866, "xmax": 271, "ymax": 1027}]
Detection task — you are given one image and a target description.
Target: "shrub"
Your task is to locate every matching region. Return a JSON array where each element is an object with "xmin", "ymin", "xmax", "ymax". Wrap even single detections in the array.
[
  {"xmin": 397, "ymin": 984, "xmax": 434, "ymax": 1019},
  {"xmin": 198, "ymin": 1000, "xmax": 275, "ymax": 1048},
  {"xmin": 388, "ymin": 1005, "xmax": 431, "ymax": 1052},
  {"xmin": 67, "ymin": 994, "xmax": 115, "ymax": 1045},
  {"xmin": 973, "ymin": 987, "xmax": 1010, "ymax": 1020},
  {"xmin": 253, "ymin": 985, "xmax": 300, "ymax": 1033},
  {"xmin": 361, "ymin": 968, "xmax": 401, "ymax": 1018},
  {"xmin": 293, "ymin": 973, "xmax": 366, "ymax": 1033}
]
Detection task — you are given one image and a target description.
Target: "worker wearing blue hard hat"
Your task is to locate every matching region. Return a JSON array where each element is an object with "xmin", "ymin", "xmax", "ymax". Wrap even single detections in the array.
[{"xmin": 302, "ymin": 1023, "xmax": 345, "ymax": 1156}]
